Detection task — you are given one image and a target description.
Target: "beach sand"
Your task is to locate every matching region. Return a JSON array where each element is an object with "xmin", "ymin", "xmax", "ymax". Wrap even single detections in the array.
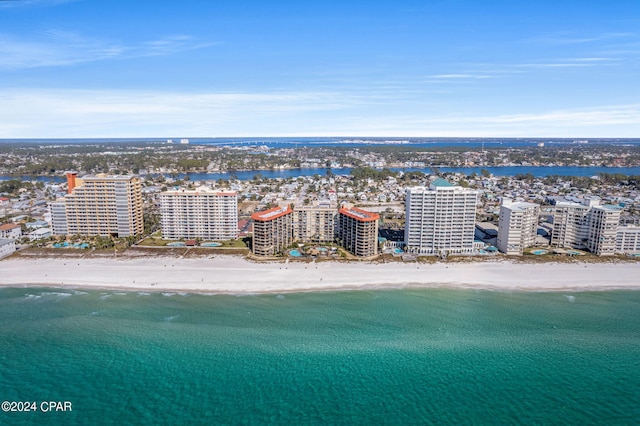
[{"xmin": 1, "ymin": 255, "xmax": 639, "ymax": 293}]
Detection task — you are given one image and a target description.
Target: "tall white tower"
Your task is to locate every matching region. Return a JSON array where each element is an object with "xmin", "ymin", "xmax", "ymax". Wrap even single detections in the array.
[{"xmin": 404, "ymin": 178, "xmax": 478, "ymax": 255}]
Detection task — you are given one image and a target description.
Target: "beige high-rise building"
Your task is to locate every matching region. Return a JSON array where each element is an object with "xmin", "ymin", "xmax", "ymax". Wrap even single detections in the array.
[
  {"xmin": 587, "ymin": 205, "xmax": 621, "ymax": 256},
  {"xmin": 50, "ymin": 173, "xmax": 144, "ymax": 237},
  {"xmin": 336, "ymin": 206, "xmax": 379, "ymax": 257},
  {"xmin": 293, "ymin": 205, "xmax": 336, "ymax": 243},
  {"xmin": 551, "ymin": 199, "xmax": 622, "ymax": 256},
  {"xmin": 550, "ymin": 200, "xmax": 592, "ymax": 249},
  {"xmin": 251, "ymin": 205, "xmax": 294, "ymax": 256},
  {"xmin": 497, "ymin": 199, "xmax": 540, "ymax": 255},
  {"xmin": 160, "ymin": 187, "xmax": 238, "ymax": 240}
]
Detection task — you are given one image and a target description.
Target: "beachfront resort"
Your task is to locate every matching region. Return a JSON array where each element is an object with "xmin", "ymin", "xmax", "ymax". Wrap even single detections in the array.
[{"xmin": 1, "ymin": 164, "xmax": 640, "ymax": 261}]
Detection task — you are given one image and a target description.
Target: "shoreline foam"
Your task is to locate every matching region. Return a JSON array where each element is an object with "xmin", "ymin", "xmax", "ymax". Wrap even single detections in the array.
[{"xmin": 1, "ymin": 255, "xmax": 639, "ymax": 294}]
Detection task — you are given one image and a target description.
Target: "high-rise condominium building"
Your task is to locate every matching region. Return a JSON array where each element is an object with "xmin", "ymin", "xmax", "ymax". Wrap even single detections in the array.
[
  {"xmin": 293, "ymin": 205, "xmax": 336, "ymax": 243},
  {"xmin": 50, "ymin": 172, "xmax": 144, "ymax": 237},
  {"xmin": 616, "ymin": 225, "xmax": 640, "ymax": 255},
  {"xmin": 551, "ymin": 199, "xmax": 621, "ymax": 255},
  {"xmin": 404, "ymin": 179, "xmax": 478, "ymax": 255},
  {"xmin": 496, "ymin": 199, "xmax": 540, "ymax": 255},
  {"xmin": 586, "ymin": 205, "xmax": 622, "ymax": 256},
  {"xmin": 550, "ymin": 200, "xmax": 593, "ymax": 249},
  {"xmin": 160, "ymin": 187, "xmax": 238, "ymax": 240},
  {"xmin": 251, "ymin": 205, "xmax": 294, "ymax": 256},
  {"xmin": 336, "ymin": 206, "xmax": 379, "ymax": 257}
]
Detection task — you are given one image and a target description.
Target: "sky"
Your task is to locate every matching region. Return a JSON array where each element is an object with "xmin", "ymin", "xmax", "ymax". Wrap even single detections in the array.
[{"xmin": 0, "ymin": 0, "xmax": 639, "ymax": 138}]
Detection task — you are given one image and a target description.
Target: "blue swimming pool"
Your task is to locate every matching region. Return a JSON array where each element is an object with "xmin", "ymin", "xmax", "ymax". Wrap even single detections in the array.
[
  {"xmin": 289, "ymin": 249, "xmax": 302, "ymax": 257},
  {"xmin": 201, "ymin": 242, "xmax": 222, "ymax": 247},
  {"xmin": 167, "ymin": 242, "xmax": 186, "ymax": 247}
]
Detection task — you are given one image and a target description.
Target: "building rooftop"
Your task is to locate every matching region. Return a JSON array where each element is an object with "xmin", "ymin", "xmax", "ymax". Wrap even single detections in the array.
[
  {"xmin": 502, "ymin": 199, "xmax": 539, "ymax": 212},
  {"xmin": 476, "ymin": 222, "xmax": 499, "ymax": 232},
  {"xmin": 0, "ymin": 223, "xmax": 20, "ymax": 231},
  {"xmin": 339, "ymin": 207, "xmax": 380, "ymax": 222},
  {"xmin": 82, "ymin": 174, "xmax": 138, "ymax": 181},
  {"xmin": 251, "ymin": 205, "xmax": 293, "ymax": 221},
  {"xmin": 161, "ymin": 186, "xmax": 237, "ymax": 196},
  {"xmin": 430, "ymin": 178, "xmax": 455, "ymax": 188},
  {"xmin": 596, "ymin": 204, "xmax": 624, "ymax": 211}
]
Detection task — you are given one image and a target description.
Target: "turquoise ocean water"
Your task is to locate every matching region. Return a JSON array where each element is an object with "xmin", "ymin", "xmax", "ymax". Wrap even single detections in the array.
[{"xmin": 1, "ymin": 287, "xmax": 639, "ymax": 425}]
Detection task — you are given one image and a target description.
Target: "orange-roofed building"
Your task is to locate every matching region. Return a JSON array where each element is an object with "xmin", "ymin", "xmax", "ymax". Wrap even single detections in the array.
[
  {"xmin": 49, "ymin": 174, "xmax": 144, "ymax": 237},
  {"xmin": 251, "ymin": 205, "xmax": 293, "ymax": 256},
  {"xmin": 336, "ymin": 206, "xmax": 379, "ymax": 257},
  {"xmin": 0, "ymin": 223, "xmax": 22, "ymax": 240}
]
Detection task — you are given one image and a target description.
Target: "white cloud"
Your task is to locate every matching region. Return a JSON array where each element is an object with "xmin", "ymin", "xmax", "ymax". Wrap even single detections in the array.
[
  {"xmin": 528, "ymin": 32, "xmax": 636, "ymax": 45},
  {"xmin": 1, "ymin": 88, "xmax": 639, "ymax": 138},
  {"xmin": 0, "ymin": 32, "xmax": 215, "ymax": 69},
  {"xmin": 477, "ymin": 105, "xmax": 640, "ymax": 126},
  {"xmin": 428, "ymin": 74, "xmax": 491, "ymax": 79},
  {"xmin": 374, "ymin": 105, "xmax": 640, "ymax": 137},
  {"xmin": 0, "ymin": 88, "xmax": 365, "ymax": 137},
  {"xmin": 515, "ymin": 63, "xmax": 594, "ymax": 68}
]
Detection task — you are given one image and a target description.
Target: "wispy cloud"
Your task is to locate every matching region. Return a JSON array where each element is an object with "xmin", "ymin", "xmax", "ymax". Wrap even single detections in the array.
[
  {"xmin": 427, "ymin": 74, "xmax": 492, "ymax": 79},
  {"xmin": 528, "ymin": 32, "xmax": 636, "ymax": 45},
  {"xmin": 0, "ymin": 31, "xmax": 216, "ymax": 69},
  {"xmin": 515, "ymin": 62, "xmax": 595, "ymax": 68},
  {"xmin": 319, "ymin": 105, "xmax": 640, "ymax": 138},
  {"xmin": 382, "ymin": 104, "xmax": 640, "ymax": 138},
  {"xmin": 1, "ymin": 88, "xmax": 638, "ymax": 138},
  {"xmin": 0, "ymin": 88, "xmax": 366, "ymax": 137},
  {"xmin": 0, "ymin": 0, "xmax": 77, "ymax": 9}
]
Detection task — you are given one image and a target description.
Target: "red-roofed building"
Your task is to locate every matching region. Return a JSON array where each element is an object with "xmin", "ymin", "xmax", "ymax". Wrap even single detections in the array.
[
  {"xmin": 251, "ymin": 206, "xmax": 293, "ymax": 256},
  {"xmin": 0, "ymin": 223, "xmax": 22, "ymax": 240},
  {"xmin": 336, "ymin": 207, "xmax": 379, "ymax": 257}
]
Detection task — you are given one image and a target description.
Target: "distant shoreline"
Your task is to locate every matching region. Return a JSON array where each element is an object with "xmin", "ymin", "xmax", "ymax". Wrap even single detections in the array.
[
  {"xmin": 1, "ymin": 255, "xmax": 638, "ymax": 295},
  {"xmin": 3, "ymin": 164, "xmax": 640, "ymax": 182}
]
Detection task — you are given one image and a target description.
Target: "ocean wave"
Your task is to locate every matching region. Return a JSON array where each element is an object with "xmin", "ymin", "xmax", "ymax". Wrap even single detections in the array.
[
  {"xmin": 40, "ymin": 292, "xmax": 73, "ymax": 299},
  {"xmin": 24, "ymin": 293, "xmax": 42, "ymax": 300}
]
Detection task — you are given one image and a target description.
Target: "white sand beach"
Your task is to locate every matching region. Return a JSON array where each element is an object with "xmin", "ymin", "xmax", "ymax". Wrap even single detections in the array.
[{"xmin": 1, "ymin": 255, "xmax": 639, "ymax": 293}]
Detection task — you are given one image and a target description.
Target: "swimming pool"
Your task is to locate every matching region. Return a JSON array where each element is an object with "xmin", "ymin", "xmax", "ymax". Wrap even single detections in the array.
[
  {"xmin": 531, "ymin": 249, "xmax": 548, "ymax": 255},
  {"xmin": 201, "ymin": 242, "xmax": 222, "ymax": 247},
  {"xmin": 167, "ymin": 242, "xmax": 186, "ymax": 247},
  {"xmin": 289, "ymin": 249, "xmax": 302, "ymax": 257},
  {"xmin": 392, "ymin": 248, "xmax": 403, "ymax": 254},
  {"xmin": 53, "ymin": 242, "xmax": 89, "ymax": 249}
]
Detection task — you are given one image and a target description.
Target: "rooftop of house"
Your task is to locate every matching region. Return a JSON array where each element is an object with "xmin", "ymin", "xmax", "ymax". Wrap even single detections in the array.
[{"xmin": 0, "ymin": 223, "xmax": 20, "ymax": 231}]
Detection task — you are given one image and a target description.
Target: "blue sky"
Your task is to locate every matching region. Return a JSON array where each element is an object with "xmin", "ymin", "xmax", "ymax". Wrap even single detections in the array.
[{"xmin": 1, "ymin": 0, "xmax": 639, "ymax": 138}]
